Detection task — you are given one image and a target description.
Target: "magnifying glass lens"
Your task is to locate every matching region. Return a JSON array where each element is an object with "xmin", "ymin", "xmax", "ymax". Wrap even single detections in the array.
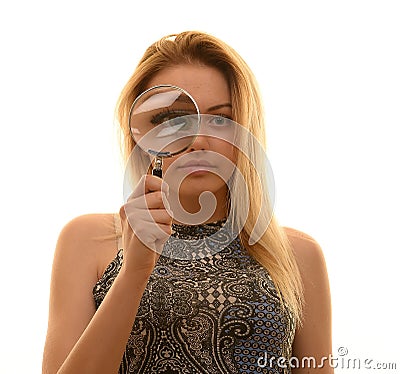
[{"xmin": 129, "ymin": 85, "xmax": 199, "ymax": 157}]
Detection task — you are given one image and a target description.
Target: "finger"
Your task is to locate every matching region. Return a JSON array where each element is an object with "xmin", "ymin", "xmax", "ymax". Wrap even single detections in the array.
[
  {"xmin": 132, "ymin": 222, "xmax": 172, "ymax": 252},
  {"xmin": 123, "ymin": 200, "xmax": 172, "ymax": 226},
  {"xmin": 125, "ymin": 207, "xmax": 172, "ymax": 227},
  {"xmin": 146, "ymin": 209, "xmax": 173, "ymax": 225},
  {"xmin": 156, "ymin": 222, "xmax": 173, "ymax": 237},
  {"xmin": 129, "ymin": 175, "xmax": 169, "ymax": 199},
  {"xmin": 145, "ymin": 191, "xmax": 170, "ymax": 210},
  {"xmin": 127, "ymin": 190, "xmax": 169, "ymax": 210}
]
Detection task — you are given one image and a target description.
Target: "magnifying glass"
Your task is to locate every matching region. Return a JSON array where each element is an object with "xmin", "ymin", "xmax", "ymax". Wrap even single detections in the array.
[{"xmin": 129, "ymin": 85, "xmax": 200, "ymax": 178}]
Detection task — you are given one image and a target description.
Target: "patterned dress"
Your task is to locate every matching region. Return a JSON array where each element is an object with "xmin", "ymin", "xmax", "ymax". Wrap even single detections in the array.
[{"xmin": 93, "ymin": 220, "xmax": 296, "ymax": 373}]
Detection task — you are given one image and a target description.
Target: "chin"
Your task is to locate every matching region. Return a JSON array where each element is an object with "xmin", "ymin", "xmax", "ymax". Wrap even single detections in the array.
[{"xmin": 179, "ymin": 178, "xmax": 227, "ymax": 196}]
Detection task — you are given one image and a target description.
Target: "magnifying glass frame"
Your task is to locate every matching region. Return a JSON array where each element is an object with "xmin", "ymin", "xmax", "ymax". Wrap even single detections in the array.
[{"xmin": 128, "ymin": 84, "xmax": 200, "ymax": 178}]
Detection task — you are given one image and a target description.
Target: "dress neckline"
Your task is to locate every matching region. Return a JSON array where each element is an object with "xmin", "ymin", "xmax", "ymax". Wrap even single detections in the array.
[{"xmin": 171, "ymin": 218, "xmax": 227, "ymax": 239}]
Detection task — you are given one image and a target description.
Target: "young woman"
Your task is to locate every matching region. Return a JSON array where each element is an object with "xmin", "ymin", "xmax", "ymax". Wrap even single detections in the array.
[{"xmin": 42, "ymin": 31, "xmax": 332, "ymax": 373}]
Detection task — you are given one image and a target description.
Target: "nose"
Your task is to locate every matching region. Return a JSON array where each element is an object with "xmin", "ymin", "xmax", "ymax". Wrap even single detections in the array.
[
  {"xmin": 180, "ymin": 115, "xmax": 205, "ymax": 152},
  {"xmin": 188, "ymin": 132, "xmax": 209, "ymax": 151},
  {"xmin": 185, "ymin": 115, "xmax": 209, "ymax": 151}
]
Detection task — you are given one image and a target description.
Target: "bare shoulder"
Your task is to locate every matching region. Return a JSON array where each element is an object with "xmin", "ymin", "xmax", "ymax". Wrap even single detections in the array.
[
  {"xmin": 43, "ymin": 213, "xmax": 121, "ymax": 373},
  {"xmin": 56, "ymin": 213, "xmax": 120, "ymax": 280},
  {"xmin": 283, "ymin": 226, "xmax": 326, "ymax": 270},
  {"xmin": 283, "ymin": 226, "xmax": 330, "ymax": 294}
]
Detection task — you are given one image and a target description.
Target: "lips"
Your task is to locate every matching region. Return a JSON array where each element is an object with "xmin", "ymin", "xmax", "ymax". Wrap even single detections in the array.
[
  {"xmin": 179, "ymin": 160, "xmax": 214, "ymax": 168},
  {"xmin": 176, "ymin": 159, "xmax": 217, "ymax": 174}
]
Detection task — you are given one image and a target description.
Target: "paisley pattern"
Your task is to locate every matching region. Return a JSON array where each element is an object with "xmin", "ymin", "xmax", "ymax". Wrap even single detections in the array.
[{"xmin": 93, "ymin": 220, "xmax": 296, "ymax": 373}]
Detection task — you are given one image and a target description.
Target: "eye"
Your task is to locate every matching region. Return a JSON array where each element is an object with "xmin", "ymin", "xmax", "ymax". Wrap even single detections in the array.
[
  {"xmin": 154, "ymin": 113, "xmax": 198, "ymax": 138},
  {"xmin": 209, "ymin": 115, "xmax": 231, "ymax": 126},
  {"xmin": 151, "ymin": 109, "xmax": 193, "ymax": 126},
  {"xmin": 169, "ymin": 116, "xmax": 191, "ymax": 128}
]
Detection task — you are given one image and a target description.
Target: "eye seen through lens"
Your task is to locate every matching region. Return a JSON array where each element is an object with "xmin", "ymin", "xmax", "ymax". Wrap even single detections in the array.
[{"xmin": 129, "ymin": 85, "xmax": 200, "ymax": 157}]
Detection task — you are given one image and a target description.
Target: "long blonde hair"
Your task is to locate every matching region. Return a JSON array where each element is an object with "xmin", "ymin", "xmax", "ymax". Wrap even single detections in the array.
[{"xmin": 116, "ymin": 31, "xmax": 304, "ymax": 324}]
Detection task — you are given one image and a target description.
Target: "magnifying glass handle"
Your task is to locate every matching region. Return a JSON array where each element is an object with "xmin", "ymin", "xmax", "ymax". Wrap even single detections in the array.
[{"xmin": 152, "ymin": 157, "xmax": 163, "ymax": 178}]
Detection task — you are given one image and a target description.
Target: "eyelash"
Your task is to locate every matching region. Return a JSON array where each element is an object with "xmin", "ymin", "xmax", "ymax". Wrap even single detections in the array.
[
  {"xmin": 150, "ymin": 109, "xmax": 193, "ymax": 125},
  {"xmin": 215, "ymin": 113, "xmax": 232, "ymax": 120},
  {"xmin": 150, "ymin": 111, "xmax": 233, "ymax": 126}
]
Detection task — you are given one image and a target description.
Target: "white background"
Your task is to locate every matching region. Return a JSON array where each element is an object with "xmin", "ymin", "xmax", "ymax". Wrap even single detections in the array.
[{"xmin": 1, "ymin": 0, "xmax": 399, "ymax": 372}]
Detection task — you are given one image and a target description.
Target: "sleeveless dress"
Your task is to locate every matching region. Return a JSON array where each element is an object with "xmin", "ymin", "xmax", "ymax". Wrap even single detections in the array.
[{"xmin": 93, "ymin": 219, "xmax": 296, "ymax": 373}]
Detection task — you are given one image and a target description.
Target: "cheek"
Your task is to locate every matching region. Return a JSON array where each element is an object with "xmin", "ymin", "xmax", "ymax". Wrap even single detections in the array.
[
  {"xmin": 208, "ymin": 140, "xmax": 237, "ymax": 182},
  {"xmin": 210, "ymin": 139, "xmax": 236, "ymax": 163}
]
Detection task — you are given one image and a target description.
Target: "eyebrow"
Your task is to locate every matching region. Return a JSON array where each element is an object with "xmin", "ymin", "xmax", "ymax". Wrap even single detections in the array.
[
  {"xmin": 207, "ymin": 103, "xmax": 232, "ymax": 111},
  {"xmin": 175, "ymin": 94, "xmax": 232, "ymax": 112}
]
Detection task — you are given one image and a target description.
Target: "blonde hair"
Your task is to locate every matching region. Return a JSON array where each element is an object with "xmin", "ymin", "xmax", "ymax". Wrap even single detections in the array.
[{"xmin": 116, "ymin": 31, "xmax": 304, "ymax": 324}]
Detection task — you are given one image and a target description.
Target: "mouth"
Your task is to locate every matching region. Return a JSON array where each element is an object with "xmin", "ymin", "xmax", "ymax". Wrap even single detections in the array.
[
  {"xmin": 179, "ymin": 160, "xmax": 213, "ymax": 168},
  {"xmin": 177, "ymin": 159, "xmax": 216, "ymax": 173}
]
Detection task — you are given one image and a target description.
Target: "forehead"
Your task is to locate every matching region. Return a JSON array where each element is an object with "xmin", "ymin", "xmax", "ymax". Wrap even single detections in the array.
[{"xmin": 146, "ymin": 64, "xmax": 231, "ymax": 110}]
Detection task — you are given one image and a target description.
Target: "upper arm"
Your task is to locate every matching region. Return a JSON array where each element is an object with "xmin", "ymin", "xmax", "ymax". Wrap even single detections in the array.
[
  {"xmin": 42, "ymin": 214, "xmax": 115, "ymax": 374},
  {"xmin": 285, "ymin": 228, "xmax": 333, "ymax": 373}
]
